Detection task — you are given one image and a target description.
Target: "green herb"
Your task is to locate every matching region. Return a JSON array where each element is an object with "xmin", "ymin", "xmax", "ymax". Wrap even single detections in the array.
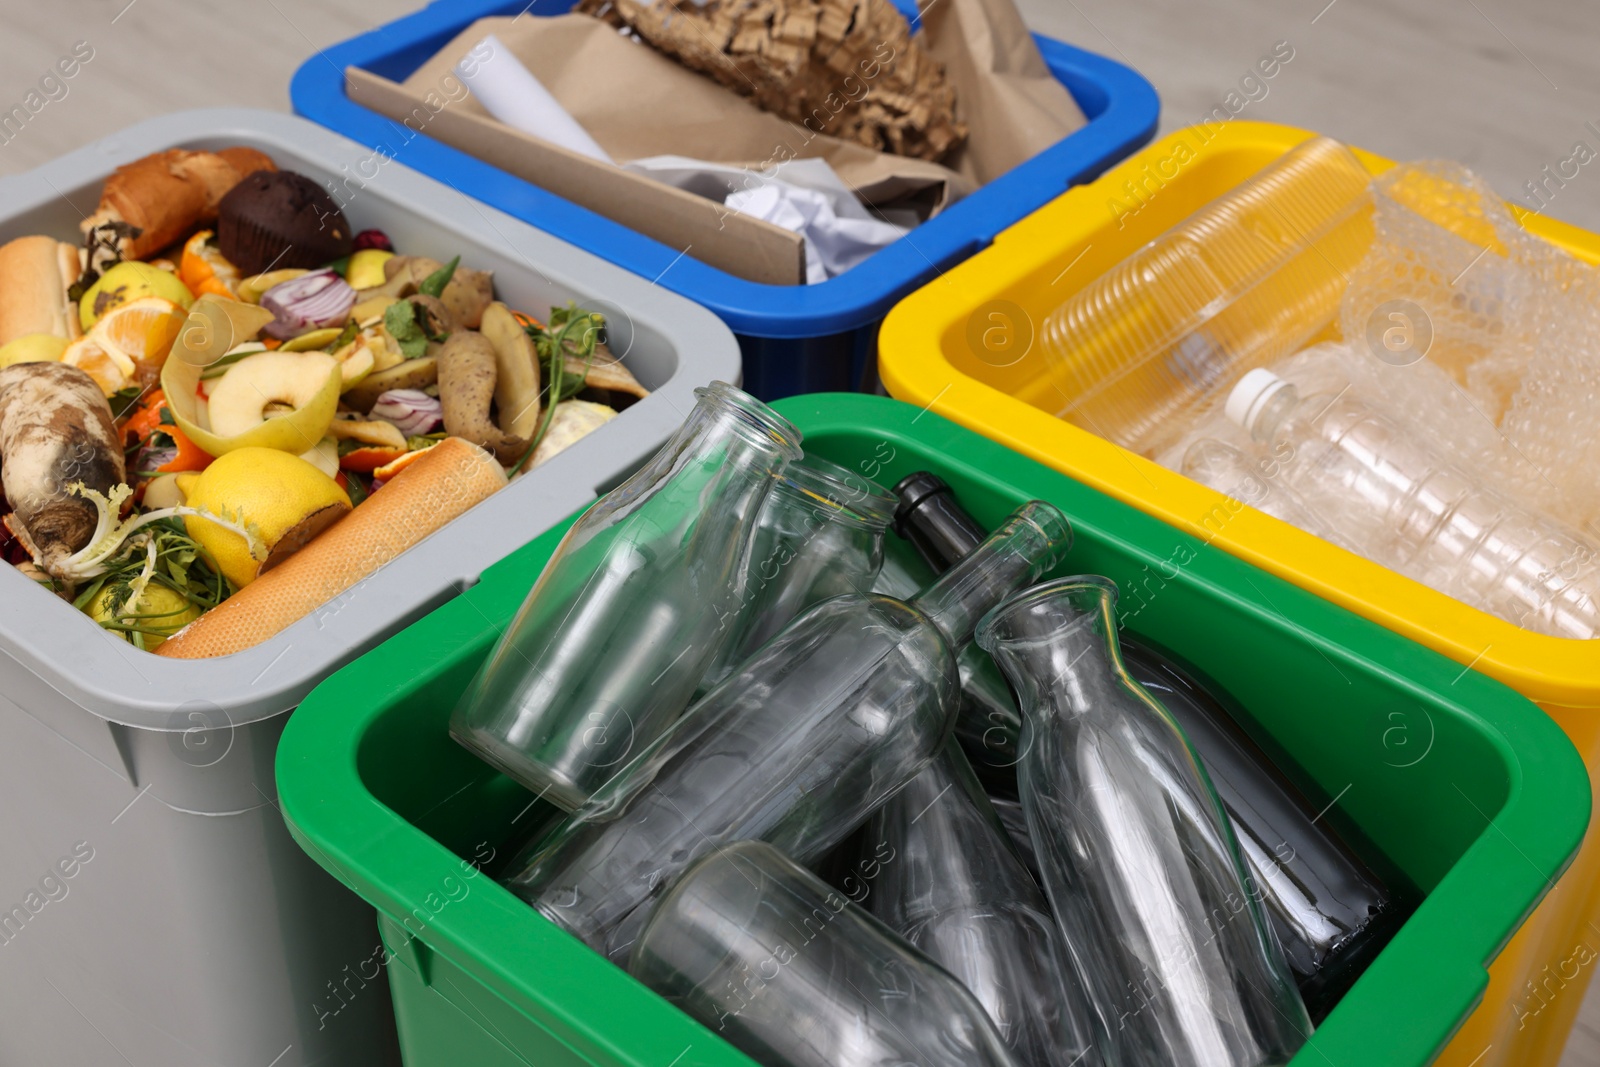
[
  {"xmin": 344, "ymin": 473, "xmax": 369, "ymax": 507},
  {"xmin": 326, "ymin": 255, "xmax": 351, "ymax": 277},
  {"xmin": 328, "ymin": 319, "xmax": 360, "ymax": 352},
  {"xmin": 509, "ymin": 303, "xmax": 606, "ymax": 476},
  {"xmin": 75, "ymin": 518, "xmax": 234, "ymax": 648},
  {"xmin": 336, "ymin": 437, "xmax": 369, "ymax": 458},
  {"xmin": 107, "ymin": 386, "xmax": 145, "ymax": 420},
  {"xmin": 383, "ymin": 301, "xmax": 429, "ymax": 359},
  {"xmin": 405, "ymin": 432, "xmax": 448, "ymax": 451},
  {"xmin": 419, "ymin": 255, "xmax": 459, "ymax": 298}
]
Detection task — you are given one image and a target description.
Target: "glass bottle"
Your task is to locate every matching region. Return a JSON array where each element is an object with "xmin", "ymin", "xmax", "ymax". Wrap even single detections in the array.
[
  {"xmin": 699, "ymin": 454, "xmax": 896, "ymax": 692},
  {"xmin": 864, "ymin": 741, "xmax": 1104, "ymax": 1067},
  {"xmin": 630, "ymin": 840, "xmax": 1020, "ymax": 1067},
  {"xmin": 500, "ymin": 501, "xmax": 1072, "ymax": 957},
  {"xmin": 978, "ymin": 577, "xmax": 1312, "ymax": 1067},
  {"xmin": 1226, "ymin": 368, "xmax": 1600, "ymax": 638},
  {"xmin": 895, "ymin": 470, "xmax": 1407, "ymax": 1018},
  {"xmin": 450, "ymin": 381, "xmax": 803, "ymax": 812}
]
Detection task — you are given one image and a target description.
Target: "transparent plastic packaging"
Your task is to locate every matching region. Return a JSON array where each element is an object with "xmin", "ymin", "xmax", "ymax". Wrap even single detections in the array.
[
  {"xmin": 630, "ymin": 841, "xmax": 1020, "ymax": 1067},
  {"xmin": 1180, "ymin": 438, "xmax": 1344, "ymax": 544},
  {"xmin": 864, "ymin": 742, "xmax": 1103, "ymax": 1067},
  {"xmin": 1228, "ymin": 370, "xmax": 1600, "ymax": 639},
  {"xmin": 1340, "ymin": 162, "xmax": 1600, "ymax": 529},
  {"xmin": 699, "ymin": 455, "xmax": 896, "ymax": 692},
  {"xmin": 1039, "ymin": 136, "xmax": 1374, "ymax": 459},
  {"xmin": 979, "ymin": 577, "xmax": 1312, "ymax": 1067},
  {"xmin": 451, "ymin": 382, "xmax": 802, "ymax": 811},
  {"xmin": 501, "ymin": 502, "xmax": 1073, "ymax": 957}
]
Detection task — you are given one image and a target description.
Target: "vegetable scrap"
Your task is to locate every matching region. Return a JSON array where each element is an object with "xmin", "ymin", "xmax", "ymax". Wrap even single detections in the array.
[{"xmin": 0, "ymin": 145, "xmax": 650, "ymax": 656}]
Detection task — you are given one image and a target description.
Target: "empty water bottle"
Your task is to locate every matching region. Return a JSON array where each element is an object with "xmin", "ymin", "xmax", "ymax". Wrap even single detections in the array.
[
  {"xmin": 502, "ymin": 502, "xmax": 1072, "ymax": 956},
  {"xmin": 864, "ymin": 742, "xmax": 1104, "ymax": 1067},
  {"xmin": 979, "ymin": 577, "xmax": 1312, "ymax": 1067},
  {"xmin": 1179, "ymin": 438, "xmax": 1345, "ymax": 545},
  {"xmin": 897, "ymin": 471, "xmax": 1413, "ymax": 1018},
  {"xmin": 699, "ymin": 455, "xmax": 896, "ymax": 692},
  {"xmin": 630, "ymin": 840, "xmax": 1021, "ymax": 1067},
  {"xmin": 1226, "ymin": 368, "xmax": 1600, "ymax": 638},
  {"xmin": 451, "ymin": 382, "xmax": 802, "ymax": 811}
]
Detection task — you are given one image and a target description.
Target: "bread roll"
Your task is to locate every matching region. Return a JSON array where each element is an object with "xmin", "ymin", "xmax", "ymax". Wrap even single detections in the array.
[
  {"xmin": 155, "ymin": 437, "xmax": 507, "ymax": 659},
  {"xmin": 0, "ymin": 235, "xmax": 83, "ymax": 345}
]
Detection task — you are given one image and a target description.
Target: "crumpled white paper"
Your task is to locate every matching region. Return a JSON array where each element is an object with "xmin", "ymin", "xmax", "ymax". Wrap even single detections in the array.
[{"xmin": 625, "ymin": 156, "xmax": 911, "ymax": 283}]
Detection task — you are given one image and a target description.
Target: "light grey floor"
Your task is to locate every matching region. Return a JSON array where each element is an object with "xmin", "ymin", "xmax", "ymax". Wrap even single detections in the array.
[{"xmin": 2, "ymin": 0, "xmax": 1598, "ymax": 1061}]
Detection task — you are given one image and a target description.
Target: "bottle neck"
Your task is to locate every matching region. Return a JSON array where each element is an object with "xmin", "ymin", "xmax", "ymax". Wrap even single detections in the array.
[
  {"xmin": 909, "ymin": 501, "xmax": 1072, "ymax": 647},
  {"xmin": 1248, "ymin": 384, "xmax": 1301, "ymax": 444},
  {"xmin": 977, "ymin": 577, "xmax": 1124, "ymax": 714},
  {"xmin": 892, "ymin": 471, "xmax": 986, "ymax": 572}
]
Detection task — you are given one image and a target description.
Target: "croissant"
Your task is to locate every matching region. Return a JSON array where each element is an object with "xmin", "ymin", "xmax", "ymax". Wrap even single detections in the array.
[{"xmin": 80, "ymin": 147, "xmax": 277, "ymax": 259}]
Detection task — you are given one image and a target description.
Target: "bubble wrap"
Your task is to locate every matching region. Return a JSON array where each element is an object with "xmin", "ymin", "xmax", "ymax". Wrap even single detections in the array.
[{"xmin": 1339, "ymin": 162, "xmax": 1600, "ymax": 534}]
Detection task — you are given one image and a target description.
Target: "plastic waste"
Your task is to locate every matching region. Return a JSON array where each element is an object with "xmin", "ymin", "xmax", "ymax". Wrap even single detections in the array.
[{"xmin": 1227, "ymin": 368, "xmax": 1600, "ymax": 638}]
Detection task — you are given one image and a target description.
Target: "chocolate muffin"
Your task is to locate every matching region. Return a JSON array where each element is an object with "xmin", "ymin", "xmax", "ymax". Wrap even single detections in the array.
[{"xmin": 217, "ymin": 170, "xmax": 353, "ymax": 276}]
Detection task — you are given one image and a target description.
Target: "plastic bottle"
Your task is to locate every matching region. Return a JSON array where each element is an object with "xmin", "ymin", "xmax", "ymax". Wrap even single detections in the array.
[
  {"xmin": 893, "ymin": 469, "xmax": 1410, "ymax": 1019},
  {"xmin": 501, "ymin": 502, "xmax": 1073, "ymax": 956},
  {"xmin": 979, "ymin": 578, "xmax": 1312, "ymax": 1066},
  {"xmin": 698, "ymin": 454, "xmax": 896, "ymax": 692},
  {"xmin": 451, "ymin": 382, "xmax": 804, "ymax": 811},
  {"xmin": 1227, "ymin": 368, "xmax": 1600, "ymax": 639},
  {"xmin": 1037, "ymin": 136, "xmax": 1375, "ymax": 459},
  {"xmin": 864, "ymin": 742, "xmax": 1104, "ymax": 1067},
  {"xmin": 630, "ymin": 841, "xmax": 1021, "ymax": 1067}
]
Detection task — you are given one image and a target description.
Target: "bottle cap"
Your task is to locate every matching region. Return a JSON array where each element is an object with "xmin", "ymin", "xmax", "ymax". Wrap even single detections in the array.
[{"xmin": 1225, "ymin": 368, "xmax": 1291, "ymax": 432}]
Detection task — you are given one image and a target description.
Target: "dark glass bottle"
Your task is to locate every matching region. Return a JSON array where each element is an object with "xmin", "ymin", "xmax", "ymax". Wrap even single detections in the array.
[{"xmin": 891, "ymin": 471, "xmax": 1414, "ymax": 1020}]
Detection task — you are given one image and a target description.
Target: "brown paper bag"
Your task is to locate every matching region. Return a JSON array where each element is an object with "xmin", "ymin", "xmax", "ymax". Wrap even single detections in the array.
[{"xmin": 346, "ymin": 0, "xmax": 1084, "ymax": 285}]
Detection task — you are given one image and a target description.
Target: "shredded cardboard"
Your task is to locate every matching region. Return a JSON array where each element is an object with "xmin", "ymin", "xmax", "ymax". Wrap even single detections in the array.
[{"xmin": 578, "ymin": 0, "xmax": 966, "ymax": 162}]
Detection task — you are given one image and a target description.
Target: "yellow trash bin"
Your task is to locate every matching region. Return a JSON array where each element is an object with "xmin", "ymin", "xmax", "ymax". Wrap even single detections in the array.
[{"xmin": 880, "ymin": 119, "xmax": 1600, "ymax": 1067}]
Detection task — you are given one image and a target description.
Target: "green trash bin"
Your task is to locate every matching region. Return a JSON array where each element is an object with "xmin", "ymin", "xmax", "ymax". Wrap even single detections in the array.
[{"xmin": 276, "ymin": 393, "xmax": 1589, "ymax": 1067}]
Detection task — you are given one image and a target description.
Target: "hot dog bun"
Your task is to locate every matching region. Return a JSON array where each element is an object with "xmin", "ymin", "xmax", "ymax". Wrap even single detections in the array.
[
  {"xmin": 155, "ymin": 437, "xmax": 506, "ymax": 659},
  {"xmin": 0, "ymin": 235, "xmax": 83, "ymax": 345}
]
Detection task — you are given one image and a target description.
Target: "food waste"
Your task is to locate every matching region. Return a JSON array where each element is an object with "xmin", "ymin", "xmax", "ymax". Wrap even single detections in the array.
[{"xmin": 0, "ymin": 145, "xmax": 649, "ymax": 655}]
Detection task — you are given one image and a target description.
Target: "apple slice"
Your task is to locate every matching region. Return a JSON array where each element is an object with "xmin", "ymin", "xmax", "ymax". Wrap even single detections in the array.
[
  {"xmin": 165, "ymin": 347, "xmax": 341, "ymax": 457},
  {"xmin": 206, "ymin": 351, "xmax": 341, "ymax": 441}
]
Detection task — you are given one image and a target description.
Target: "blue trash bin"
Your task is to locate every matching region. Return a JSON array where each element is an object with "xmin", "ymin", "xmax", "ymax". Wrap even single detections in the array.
[{"xmin": 291, "ymin": 0, "xmax": 1159, "ymax": 399}]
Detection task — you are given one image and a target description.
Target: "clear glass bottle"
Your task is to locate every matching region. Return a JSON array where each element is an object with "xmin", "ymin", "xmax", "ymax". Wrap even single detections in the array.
[
  {"xmin": 864, "ymin": 742, "xmax": 1104, "ymax": 1067},
  {"xmin": 451, "ymin": 381, "xmax": 803, "ymax": 812},
  {"xmin": 630, "ymin": 840, "xmax": 1020, "ymax": 1067},
  {"xmin": 1227, "ymin": 368, "xmax": 1600, "ymax": 638},
  {"xmin": 699, "ymin": 454, "xmax": 896, "ymax": 692},
  {"xmin": 500, "ymin": 501, "xmax": 1072, "ymax": 957},
  {"xmin": 978, "ymin": 577, "xmax": 1312, "ymax": 1067},
  {"xmin": 895, "ymin": 471, "xmax": 1410, "ymax": 1018}
]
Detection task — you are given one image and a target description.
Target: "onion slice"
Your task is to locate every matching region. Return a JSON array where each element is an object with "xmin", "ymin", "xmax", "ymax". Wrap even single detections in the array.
[
  {"xmin": 261, "ymin": 269, "xmax": 358, "ymax": 339},
  {"xmin": 369, "ymin": 389, "xmax": 443, "ymax": 436}
]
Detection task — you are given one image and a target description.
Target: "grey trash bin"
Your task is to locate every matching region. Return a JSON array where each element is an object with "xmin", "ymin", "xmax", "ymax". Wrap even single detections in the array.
[{"xmin": 0, "ymin": 108, "xmax": 741, "ymax": 1067}]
